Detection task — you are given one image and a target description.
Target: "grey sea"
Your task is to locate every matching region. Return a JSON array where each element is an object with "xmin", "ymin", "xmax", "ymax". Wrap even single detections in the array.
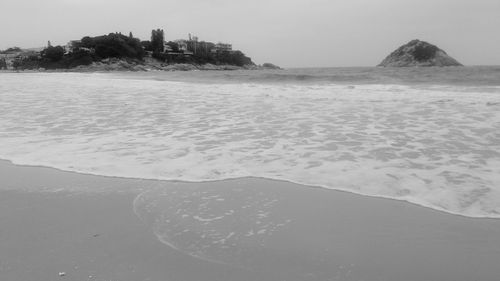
[{"xmin": 1, "ymin": 66, "xmax": 499, "ymax": 217}]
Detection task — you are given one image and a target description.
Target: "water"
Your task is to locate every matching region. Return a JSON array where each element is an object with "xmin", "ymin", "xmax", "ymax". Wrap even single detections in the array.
[{"xmin": 1, "ymin": 67, "xmax": 499, "ymax": 218}]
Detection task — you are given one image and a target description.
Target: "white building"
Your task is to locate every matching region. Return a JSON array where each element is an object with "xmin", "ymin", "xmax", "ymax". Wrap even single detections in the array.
[
  {"xmin": 174, "ymin": 40, "xmax": 188, "ymax": 52},
  {"xmin": 215, "ymin": 42, "xmax": 232, "ymax": 52},
  {"xmin": 64, "ymin": 40, "xmax": 81, "ymax": 53}
]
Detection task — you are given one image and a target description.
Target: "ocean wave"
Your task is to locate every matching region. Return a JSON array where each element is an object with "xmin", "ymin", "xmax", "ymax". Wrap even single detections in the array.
[
  {"xmin": 1, "ymin": 72, "xmax": 500, "ymax": 218},
  {"xmin": 110, "ymin": 66, "xmax": 500, "ymax": 86}
]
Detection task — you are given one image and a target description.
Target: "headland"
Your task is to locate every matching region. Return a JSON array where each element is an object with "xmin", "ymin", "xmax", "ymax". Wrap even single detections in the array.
[{"xmin": 0, "ymin": 29, "xmax": 280, "ymax": 72}]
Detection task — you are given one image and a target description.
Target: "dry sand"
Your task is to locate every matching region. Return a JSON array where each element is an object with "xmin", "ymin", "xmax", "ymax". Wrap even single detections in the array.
[{"xmin": 1, "ymin": 159, "xmax": 500, "ymax": 281}]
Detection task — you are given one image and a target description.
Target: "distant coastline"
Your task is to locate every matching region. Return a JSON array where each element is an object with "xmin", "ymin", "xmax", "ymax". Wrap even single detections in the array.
[
  {"xmin": 0, "ymin": 58, "xmax": 281, "ymax": 73},
  {"xmin": 0, "ymin": 29, "xmax": 281, "ymax": 72}
]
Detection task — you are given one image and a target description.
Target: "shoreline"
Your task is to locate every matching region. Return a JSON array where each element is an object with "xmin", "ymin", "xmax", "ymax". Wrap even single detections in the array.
[
  {"xmin": 1, "ymin": 158, "xmax": 497, "ymax": 220},
  {"xmin": 0, "ymin": 58, "xmax": 281, "ymax": 73},
  {"xmin": 2, "ymin": 159, "xmax": 500, "ymax": 281}
]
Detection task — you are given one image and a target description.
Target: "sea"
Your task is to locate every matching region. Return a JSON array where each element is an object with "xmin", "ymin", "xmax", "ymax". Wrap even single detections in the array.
[{"xmin": 1, "ymin": 66, "xmax": 499, "ymax": 218}]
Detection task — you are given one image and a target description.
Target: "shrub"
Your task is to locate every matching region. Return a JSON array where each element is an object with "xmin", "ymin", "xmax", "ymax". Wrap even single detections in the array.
[
  {"xmin": 41, "ymin": 46, "xmax": 65, "ymax": 61},
  {"xmin": 78, "ymin": 33, "xmax": 144, "ymax": 60},
  {"xmin": 0, "ymin": 47, "xmax": 22, "ymax": 54},
  {"xmin": 0, "ymin": 58, "xmax": 7, "ymax": 69}
]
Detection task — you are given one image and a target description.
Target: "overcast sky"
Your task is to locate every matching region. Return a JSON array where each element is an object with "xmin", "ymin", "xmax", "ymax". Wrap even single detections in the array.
[{"xmin": 1, "ymin": 0, "xmax": 499, "ymax": 67}]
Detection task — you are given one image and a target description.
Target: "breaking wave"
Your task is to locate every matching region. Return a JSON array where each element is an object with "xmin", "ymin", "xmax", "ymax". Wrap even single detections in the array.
[{"xmin": 1, "ymin": 71, "xmax": 499, "ymax": 218}]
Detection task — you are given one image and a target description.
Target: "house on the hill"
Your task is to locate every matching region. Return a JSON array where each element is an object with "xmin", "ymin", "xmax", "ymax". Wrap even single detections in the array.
[
  {"xmin": 215, "ymin": 43, "xmax": 232, "ymax": 52},
  {"xmin": 65, "ymin": 40, "xmax": 81, "ymax": 53},
  {"xmin": 174, "ymin": 40, "xmax": 188, "ymax": 52}
]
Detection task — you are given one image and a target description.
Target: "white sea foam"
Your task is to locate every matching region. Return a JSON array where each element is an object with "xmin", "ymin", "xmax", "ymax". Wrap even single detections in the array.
[{"xmin": 1, "ymin": 72, "xmax": 500, "ymax": 218}]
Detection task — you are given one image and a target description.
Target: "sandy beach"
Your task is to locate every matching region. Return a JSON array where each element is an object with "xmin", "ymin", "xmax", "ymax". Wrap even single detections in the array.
[{"xmin": 1, "ymin": 159, "xmax": 499, "ymax": 281}]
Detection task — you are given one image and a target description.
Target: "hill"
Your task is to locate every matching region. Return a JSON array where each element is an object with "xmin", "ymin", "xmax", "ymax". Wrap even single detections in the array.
[{"xmin": 378, "ymin": 40, "xmax": 462, "ymax": 67}]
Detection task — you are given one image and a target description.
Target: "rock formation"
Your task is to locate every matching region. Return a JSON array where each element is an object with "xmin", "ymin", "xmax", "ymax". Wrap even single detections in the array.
[
  {"xmin": 262, "ymin": 63, "xmax": 281, "ymax": 69},
  {"xmin": 378, "ymin": 39, "xmax": 462, "ymax": 67}
]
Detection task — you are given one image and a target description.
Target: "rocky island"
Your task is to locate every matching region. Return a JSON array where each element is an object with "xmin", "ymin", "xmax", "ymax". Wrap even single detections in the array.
[{"xmin": 378, "ymin": 39, "xmax": 462, "ymax": 67}]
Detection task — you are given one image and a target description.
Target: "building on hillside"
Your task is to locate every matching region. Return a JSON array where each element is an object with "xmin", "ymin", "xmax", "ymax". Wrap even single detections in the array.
[
  {"xmin": 188, "ymin": 34, "xmax": 199, "ymax": 42},
  {"xmin": 164, "ymin": 44, "xmax": 173, "ymax": 52},
  {"xmin": 174, "ymin": 40, "xmax": 188, "ymax": 52},
  {"xmin": 65, "ymin": 40, "xmax": 81, "ymax": 53},
  {"xmin": 215, "ymin": 42, "xmax": 232, "ymax": 52},
  {"xmin": 186, "ymin": 34, "xmax": 203, "ymax": 55},
  {"xmin": 192, "ymin": 41, "xmax": 215, "ymax": 56}
]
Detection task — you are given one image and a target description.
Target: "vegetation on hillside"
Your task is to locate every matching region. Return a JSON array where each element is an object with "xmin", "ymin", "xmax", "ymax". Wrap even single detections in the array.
[
  {"xmin": 4, "ymin": 28, "xmax": 255, "ymax": 70},
  {"xmin": 0, "ymin": 58, "xmax": 7, "ymax": 69},
  {"xmin": 77, "ymin": 33, "xmax": 144, "ymax": 60},
  {"xmin": 0, "ymin": 47, "xmax": 22, "ymax": 54}
]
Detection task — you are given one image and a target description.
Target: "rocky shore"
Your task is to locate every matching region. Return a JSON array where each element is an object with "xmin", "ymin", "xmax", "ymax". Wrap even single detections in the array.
[{"xmin": 1, "ymin": 58, "xmax": 281, "ymax": 72}]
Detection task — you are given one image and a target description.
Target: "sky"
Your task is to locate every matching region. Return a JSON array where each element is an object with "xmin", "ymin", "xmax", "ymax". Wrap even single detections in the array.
[{"xmin": 1, "ymin": 0, "xmax": 499, "ymax": 67}]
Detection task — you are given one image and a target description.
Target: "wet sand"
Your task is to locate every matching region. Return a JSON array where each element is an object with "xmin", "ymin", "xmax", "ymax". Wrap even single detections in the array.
[{"xmin": 1, "ymin": 159, "xmax": 500, "ymax": 281}]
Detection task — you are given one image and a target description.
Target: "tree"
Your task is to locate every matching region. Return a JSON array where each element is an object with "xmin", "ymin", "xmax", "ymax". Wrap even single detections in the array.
[
  {"xmin": 78, "ymin": 33, "xmax": 144, "ymax": 59},
  {"xmin": 213, "ymin": 50, "xmax": 253, "ymax": 66},
  {"xmin": 151, "ymin": 29, "xmax": 165, "ymax": 54},
  {"xmin": 0, "ymin": 58, "xmax": 7, "ymax": 69},
  {"xmin": 41, "ymin": 45, "xmax": 65, "ymax": 61},
  {"xmin": 65, "ymin": 48, "xmax": 93, "ymax": 68},
  {"xmin": 0, "ymin": 47, "xmax": 21, "ymax": 54},
  {"xmin": 141, "ymin": 40, "xmax": 153, "ymax": 52},
  {"xmin": 80, "ymin": 36, "xmax": 95, "ymax": 48},
  {"xmin": 12, "ymin": 55, "xmax": 40, "ymax": 70},
  {"xmin": 166, "ymin": 41, "xmax": 179, "ymax": 52}
]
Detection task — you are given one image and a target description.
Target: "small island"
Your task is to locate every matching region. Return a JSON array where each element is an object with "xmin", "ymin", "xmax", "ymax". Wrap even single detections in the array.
[
  {"xmin": 0, "ymin": 28, "xmax": 279, "ymax": 71},
  {"xmin": 378, "ymin": 39, "xmax": 462, "ymax": 67}
]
